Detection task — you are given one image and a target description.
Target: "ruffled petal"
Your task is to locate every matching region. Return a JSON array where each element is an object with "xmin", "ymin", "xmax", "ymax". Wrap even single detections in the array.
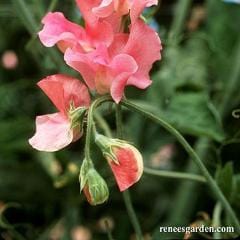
[
  {"xmin": 38, "ymin": 12, "xmax": 86, "ymax": 51},
  {"xmin": 29, "ymin": 113, "xmax": 76, "ymax": 152},
  {"xmin": 109, "ymin": 54, "xmax": 138, "ymax": 103},
  {"xmin": 127, "ymin": 74, "xmax": 152, "ymax": 89},
  {"xmin": 108, "ymin": 33, "xmax": 129, "ymax": 57},
  {"xmin": 110, "ymin": 73, "xmax": 129, "ymax": 103},
  {"xmin": 92, "ymin": 0, "xmax": 114, "ymax": 18},
  {"xmin": 110, "ymin": 53, "xmax": 138, "ymax": 75},
  {"xmin": 124, "ymin": 19, "xmax": 161, "ymax": 72},
  {"xmin": 38, "ymin": 74, "xmax": 91, "ymax": 114},
  {"xmin": 64, "ymin": 48, "xmax": 97, "ymax": 90},
  {"xmin": 86, "ymin": 20, "xmax": 114, "ymax": 47},
  {"xmin": 114, "ymin": 0, "xmax": 130, "ymax": 16},
  {"xmin": 76, "ymin": 0, "xmax": 101, "ymax": 25},
  {"xmin": 130, "ymin": 0, "xmax": 158, "ymax": 23},
  {"xmin": 64, "ymin": 44, "xmax": 110, "ymax": 90}
]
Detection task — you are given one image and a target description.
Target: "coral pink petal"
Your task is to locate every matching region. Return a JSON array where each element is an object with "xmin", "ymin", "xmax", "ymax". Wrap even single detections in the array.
[
  {"xmin": 127, "ymin": 74, "xmax": 152, "ymax": 89},
  {"xmin": 109, "ymin": 33, "xmax": 129, "ymax": 57},
  {"xmin": 64, "ymin": 49, "xmax": 96, "ymax": 89},
  {"xmin": 86, "ymin": 20, "xmax": 114, "ymax": 47},
  {"xmin": 109, "ymin": 146, "xmax": 143, "ymax": 191},
  {"xmin": 114, "ymin": 0, "xmax": 130, "ymax": 16},
  {"xmin": 76, "ymin": 0, "xmax": 101, "ymax": 25},
  {"xmin": 92, "ymin": 0, "xmax": 114, "ymax": 18},
  {"xmin": 29, "ymin": 113, "xmax": 75, "ymax": 152},
  {"xmin": 104, "ymin": 12, "xmax": 122, "ymax": 32},
  {"xmin": 38, "ymin": 12, "xmax": 86, "ymax": 50},
  {"xmin": 110, "ymin": 53, "xmax": 138, "ymax": 75},
  {"xmin": 124, "ymin": 20, "xmax": 161, "ymax": 73},
  {"xmin": 38, "ymin": 77, "xmax": 65, "ymax": 113},
  {"xmin": 130, "ymin": 0, "xmax": 158, "ymax": 23},
  {"xmin": 110, "ymin": 54, "xmax": 138, "ymax": 103},
  {"xmin": 110, "ymin": 73, "xmax": 129, "ymax": 103},
  {"xmin": 38, "ymin": 74, "xmax": 91, "ymax": 114}
]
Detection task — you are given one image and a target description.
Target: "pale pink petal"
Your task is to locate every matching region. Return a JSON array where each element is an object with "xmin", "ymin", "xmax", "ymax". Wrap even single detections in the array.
[
  {"xmin": 29, "ymin": 113, "xmax": 76, "ymax": 152},
  {"xmin": 130, "ymin": 0, "xmax": 158, "ymax": 23},
  {"xmin": 38, "ymin": 74, "xmax": 91, "ymax": 114},
  {"xmin": 92, "ymin": 0, "xmax": 114, "ymax": 18},
  {"xmin": 110, "ymin": 144, "xmax": 143, "ymax": 191},
  {"xmin": 38, "ymin": 12, "xmax": 86, "ymax": 50}
]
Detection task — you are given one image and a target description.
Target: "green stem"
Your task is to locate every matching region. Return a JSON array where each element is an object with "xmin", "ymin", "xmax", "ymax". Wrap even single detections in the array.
[
  {"xmin": 122, "ymin": 191, "xmax": 143, "ymax": 240},
  {"xmin": 115, "ymin": 104, "xmax": 144, "ymax": 240},
  {"xmin": 121, "ymin": 99, "xmax": 240, "ymax": 232},
  {"xmin": 84, "ymin": 96, "xmax": 112, "ymax": 161},
  {"xmin": 144, "ymin": 167, "xmax": 206, "ymax": 183}
]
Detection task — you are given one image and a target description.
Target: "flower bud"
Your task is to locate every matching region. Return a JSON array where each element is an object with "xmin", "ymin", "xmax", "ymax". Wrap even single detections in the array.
[
  {"xmin": 95, "ymin": 134, "xmax": 143, "ymax": 192},
  {"xmin": 79, "ymin": 159, "xmax": 109, "ymax": 205}
]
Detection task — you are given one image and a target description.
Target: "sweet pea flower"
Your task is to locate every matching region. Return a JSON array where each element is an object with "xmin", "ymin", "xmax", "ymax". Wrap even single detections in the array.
[
  {"xmin": 38, "ymin": 1, "xmax": 161, "ymax": 103},
  {"xmin": 95, "ymin": 134, "xmax": 143, "ymax": 191},
  {"xmin": 65, "ymin": 19, "xmax": 162, "ymax": 103},
  {"xmin": 29, "ymin": 74, "xmax": 91, "ymax": 152}
]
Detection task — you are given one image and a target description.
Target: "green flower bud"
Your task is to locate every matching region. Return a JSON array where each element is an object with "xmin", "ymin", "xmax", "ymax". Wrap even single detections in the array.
[{"xmin": 79, "ymin": 159, "xmax": 109, "ymax": 206}]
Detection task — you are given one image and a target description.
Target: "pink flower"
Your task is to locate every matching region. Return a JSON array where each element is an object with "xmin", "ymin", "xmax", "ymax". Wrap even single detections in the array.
[
  {"xmin": 38, "ymin": 1, "xmax": 161, "ymax": 103},
  {"xmin": 29, "ymin": 74, "xmax": 91, "ymax": 152},
  {"xmin": 95, "ymin": 134, "xmax": 143, "ymax": 191},
  {"xmin": 65, "ymin": 19, "xmax": 161, "ymax": 103}
]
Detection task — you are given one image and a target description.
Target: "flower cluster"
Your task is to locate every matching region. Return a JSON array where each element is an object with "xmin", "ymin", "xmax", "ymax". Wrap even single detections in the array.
[{"xmin": 29, "ymin": 0, "xmax": 162, "ymax": 205}]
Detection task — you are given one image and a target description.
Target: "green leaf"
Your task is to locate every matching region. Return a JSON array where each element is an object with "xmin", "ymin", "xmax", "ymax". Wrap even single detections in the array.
[
  {"xmin": 215, "ymin": 162, "xmax": 234, "ymax": 200},
  {"xmin": 162, "ymin": 92, "xmax": 225, "ymax": 141}
]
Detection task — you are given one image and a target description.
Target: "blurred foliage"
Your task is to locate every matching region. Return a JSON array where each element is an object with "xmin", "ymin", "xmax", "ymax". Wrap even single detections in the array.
[{"xmin": 0, "ymin": 0, "xmax": 240, "ymax": 239}]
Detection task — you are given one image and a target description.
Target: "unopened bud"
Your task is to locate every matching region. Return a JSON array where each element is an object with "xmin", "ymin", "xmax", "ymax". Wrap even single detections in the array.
[{"xmin": 80, "ymin": 159, "xmax": 109, "ymax": 205}]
